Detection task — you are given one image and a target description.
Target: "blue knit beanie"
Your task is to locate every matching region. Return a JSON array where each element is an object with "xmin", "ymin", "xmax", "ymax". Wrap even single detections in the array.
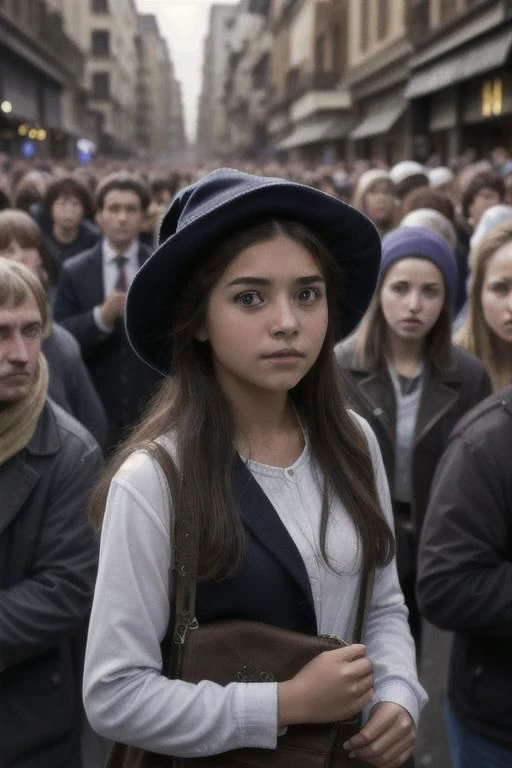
[{"xmin": 380, "ymin": 226, "xmax": 458, "ymax": 309}]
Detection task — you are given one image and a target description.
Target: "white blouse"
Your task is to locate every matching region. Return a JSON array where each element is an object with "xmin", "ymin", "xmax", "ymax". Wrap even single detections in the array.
[{"xmin": 83, "ymin": 412, "xmax": 427, "ymax": 757}]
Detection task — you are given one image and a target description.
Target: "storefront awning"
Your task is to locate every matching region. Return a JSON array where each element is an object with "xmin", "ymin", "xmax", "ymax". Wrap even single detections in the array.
[
  {"xmin": 405, "ymin": 26, "xmax": 512, "ymax": 99},
  {"xmin": 277, "ymin": 115, "xmax": 351, "ymax": 151},
  {"xmin": 350, "ymin": 102, "xmax": 406, "ymax": 140}
]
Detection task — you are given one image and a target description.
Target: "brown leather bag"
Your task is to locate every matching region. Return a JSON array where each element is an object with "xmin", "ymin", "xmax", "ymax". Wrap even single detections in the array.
[{"xmin": 107, "ymin": 443, "xmax": 374, "ymax": 768}]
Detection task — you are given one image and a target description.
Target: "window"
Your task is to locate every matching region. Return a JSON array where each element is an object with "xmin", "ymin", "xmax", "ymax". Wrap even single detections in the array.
[
  {"xmin": 360, "ymin": 0, "xmax": 369, "ymax": 52},
  {"xmin": 92, "ymin": 72, "xmax": 110, "ymax": 99},
  {"xmin": 92, "ymin": 30, "xmax": 110, "ymax": 57},
  {"xmin": 91, "ymin": 0, "xmax": 108, "ymax": 13},
  {"xmin": 377, "ymin": 0, "xmax": 389, "ymax": 40}
]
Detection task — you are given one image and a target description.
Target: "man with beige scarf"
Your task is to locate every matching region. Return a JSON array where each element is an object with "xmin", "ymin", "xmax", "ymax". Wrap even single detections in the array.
[{"xmin": 0, "ymin": 260, "xmax": 103, "ymax": 767}]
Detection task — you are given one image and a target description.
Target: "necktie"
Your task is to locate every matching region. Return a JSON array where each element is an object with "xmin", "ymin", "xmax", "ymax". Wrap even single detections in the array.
[{"xmin": 114, "ymin": 255, "xmax": 128, "ymax": 292}]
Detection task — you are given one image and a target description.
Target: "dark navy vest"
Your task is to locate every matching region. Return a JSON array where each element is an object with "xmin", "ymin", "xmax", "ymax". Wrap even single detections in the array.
[{"xmin": 194, "ymin": 456, "xmax": 317, "ymax": 635}]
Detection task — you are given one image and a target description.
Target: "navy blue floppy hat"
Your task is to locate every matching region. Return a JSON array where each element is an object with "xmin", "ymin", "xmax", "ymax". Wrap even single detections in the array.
[{"xmin": 126, "ymin": 168, "xmax": 382, "ymax": 374}]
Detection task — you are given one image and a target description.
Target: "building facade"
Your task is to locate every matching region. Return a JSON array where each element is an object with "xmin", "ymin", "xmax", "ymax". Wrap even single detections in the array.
[
  {"xmin": 196, "ymin": 0, "xmax": 512, "ymax": 165},
  {"xmin": 196, "ymin": 3, "xmax": 239, "ymax": 161},
  {"xmin": 346, "ymin": 0, "xmax": 411, "ymax": 164},
  {"xmin": 135, "ymin": 14, "xmax": 186, "ymax": 161},
  {"xmin": 406, "ymin": 0, "xmax": 512, "ymax": 163},
  {"xmin": 0, "ymin": 0, "xmax": 88, "ymax": 158},
  {"xmin": 84, "ymin": 0, "xmax": 138, "ymax": 156}
]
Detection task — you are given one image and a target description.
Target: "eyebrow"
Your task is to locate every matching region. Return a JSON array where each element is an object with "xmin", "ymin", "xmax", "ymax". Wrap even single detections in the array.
[{"xmin": 226, "ymin": 275, "xmax": 325, "ymax": 288}]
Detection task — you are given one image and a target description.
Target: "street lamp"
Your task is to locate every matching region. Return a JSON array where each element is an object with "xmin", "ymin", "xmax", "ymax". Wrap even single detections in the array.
[{"xmin": 1, "ymin": 101, "xmax": 13, "ymax": 114}]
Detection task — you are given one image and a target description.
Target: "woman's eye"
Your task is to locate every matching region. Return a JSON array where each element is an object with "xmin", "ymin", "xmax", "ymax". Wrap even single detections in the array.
[
  {"xmin": 236, "ymin": 291, "xmax": 262, "ymax": 307},
  {"xmin": 424, "ymin": 286, "xmax": 441, "ymax": 298},
  {"xmin": 391, "ymin": 283, "xmax": 407, "ymax": 294},
  {"xmin": 490, "ymin": 282, "xmax": 509, "ymax": 295},
  {"xmin": 297, "ymin": 287, "xmax": 319, "ymax": 303}
]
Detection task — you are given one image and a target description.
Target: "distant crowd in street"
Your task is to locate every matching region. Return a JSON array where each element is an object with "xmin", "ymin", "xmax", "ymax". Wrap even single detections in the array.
[{"xmin": 0, "ymin": 144, "xmax": 511, "ymax": 768}]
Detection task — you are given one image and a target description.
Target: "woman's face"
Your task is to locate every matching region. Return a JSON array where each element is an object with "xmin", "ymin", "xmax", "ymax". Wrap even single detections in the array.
[
  {"xmin": 0, "ymin": 239, "xmax": 42, "ymax": 274},
  {"xmin": 480, "ymin": 241, "xmax": 512, "ymax": 344},
  {"xmin": 364, "ymin": 180, "xmax": 394, "ymax": 225},
  {"xmin": 380, "ymin": 258, "xmax": 446, "ymax": 343},
  {"xmin": 201, "ymin": 234, "xmax": 329, "ymax": 400}
]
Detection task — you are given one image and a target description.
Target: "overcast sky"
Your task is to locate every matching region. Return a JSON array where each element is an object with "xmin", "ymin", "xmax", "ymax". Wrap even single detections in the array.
[{"xmin": 135, "ymin": 0, "xmax": 239, "ymax": 142}]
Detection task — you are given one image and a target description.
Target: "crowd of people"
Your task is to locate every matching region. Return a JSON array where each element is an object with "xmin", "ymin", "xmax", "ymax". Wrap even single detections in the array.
[{"xmin": 0, "ymin": 147, "xmax": 511, "ymax": 768}]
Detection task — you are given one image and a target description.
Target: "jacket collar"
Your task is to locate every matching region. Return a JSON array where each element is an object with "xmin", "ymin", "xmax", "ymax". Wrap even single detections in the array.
[
  {"xmin": 25, "ymin": 400, "xmax": 61, "ymax": 456},
  {"xmin": 344, "ymin": 343, "xmax": 465, "ymax": 448},
  {"xmin": 0, "ymin": 402, "xmax": 59, "ymax": 537}
]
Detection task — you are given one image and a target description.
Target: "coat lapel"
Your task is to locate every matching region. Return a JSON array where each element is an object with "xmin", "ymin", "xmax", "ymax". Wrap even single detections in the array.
[
  {"xmin": 0, "ymin": 456, "xmax": 39, "ymax": 536},
  {"xmin": 356, "ymin": 368, "xmax": 396, "ymax": 449},
  {"xmin": 233, "ymin": 456, "xmax": 316, "ymax": 623},
  {"xmin": 85, "ymin": 244, "xmax": 105, "ymax": 307},
  {"xmin": 415, "ymin": 366, "xmax": 460, "ymax": 446}
]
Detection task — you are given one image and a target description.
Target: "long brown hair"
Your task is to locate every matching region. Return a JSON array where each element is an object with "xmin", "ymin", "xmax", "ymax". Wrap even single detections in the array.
[
  {"xmin": 89, "ymin": 219, "xmax": 394, "ymax": 579},
  {"xmin": 455, "ymin": 219, "xmax": 512, "ymax": 390},
  {"xmin": 354, "ymin": 263, "xmax": 452, "ymax": 371}
]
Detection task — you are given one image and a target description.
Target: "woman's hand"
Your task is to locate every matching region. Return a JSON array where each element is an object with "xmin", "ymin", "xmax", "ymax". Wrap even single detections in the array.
[
  {"xmin": 342, "ymin": 701, "xmax": 415, "ymax": 767},
  {"xmin": 278, "ymin": 644, "xmax": 373, "ymax": 727}
]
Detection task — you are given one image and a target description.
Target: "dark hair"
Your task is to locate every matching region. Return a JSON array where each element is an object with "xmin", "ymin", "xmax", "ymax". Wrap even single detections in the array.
[
  {"xmin": 150, "ymin": 176, "xmax": 179, "ymax": 197},
  {"xmin": 44, "ymin": 176, "xmax": 94, "ymax": 219},
  {"xmin": 89, "ymin": 219, "xmax": 394, "ymax": 580},
  {"xmin": 402, "ymin": 187, "xmax": 455, "ymax": 222},
  {"xmin": 95, "ymin": 172, "xmax": 150, "ymax": 212},
  {"xmin": 354, "ymin": 272, "xmax": 452, "ymax": 371},
  {"xmin": 462, "ymin": 172, "xmax": 505, "ymax": 219}
]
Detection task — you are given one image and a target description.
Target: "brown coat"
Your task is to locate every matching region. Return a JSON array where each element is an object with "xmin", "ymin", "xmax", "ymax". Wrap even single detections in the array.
[{"xmin": 335, "ymin": 338, "xmax": 491, "ymax": 537}]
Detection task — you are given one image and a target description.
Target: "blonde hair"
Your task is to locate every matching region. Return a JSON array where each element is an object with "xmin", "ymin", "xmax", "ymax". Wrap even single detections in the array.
[
  {"xmin": 0, "ymin": 259, "xmax": 50, "ymax": 335},
  {"xmin": 454, "ymin": 219, "xmax": 512, "ymax": 390}
]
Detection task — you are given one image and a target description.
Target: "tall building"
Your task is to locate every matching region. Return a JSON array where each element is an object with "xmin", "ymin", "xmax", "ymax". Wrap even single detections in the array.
[
  {"xmin": 135, "ymin": 14, "xmax": 186, "ymax": 161},
  {"xmin": 0, "ymin": 0, "xmax": 87, "ymax": 158},
  {"xmin": 346, "ymin": 0, "xmax": 411, "ymax": 164},
  {"xmin": 85, "ymin": 0, "xmax": 138, "ymax": 156},
  {"xmin": 196, "ymin": 3, "xmax": 238, "ymax": 161}
]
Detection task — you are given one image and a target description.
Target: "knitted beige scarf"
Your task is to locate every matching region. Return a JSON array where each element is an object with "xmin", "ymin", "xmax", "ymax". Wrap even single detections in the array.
[{"xmin": 0, "ymin": 354, "xmax": 49, "ymax": 467}]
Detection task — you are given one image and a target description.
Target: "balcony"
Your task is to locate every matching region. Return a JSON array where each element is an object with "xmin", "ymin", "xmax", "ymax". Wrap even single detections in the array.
[{"xmin": 284, "ymin": 68, "xmax": 341, "ymax": 105}]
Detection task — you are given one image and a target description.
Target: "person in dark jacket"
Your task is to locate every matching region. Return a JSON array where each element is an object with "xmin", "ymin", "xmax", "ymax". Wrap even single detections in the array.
[
  {"xmin": 53, "ymin": 172, "xmax": 162, "ymax": 450},
  {"xmin": 0, "ymin": 260, "xmax": 102, "ymax": 768},
  {"xmin": 41, "ymin": 175, "xmax": 101, "ymax": 263},
  {"xmin": 0, "ymin": 208, "xmax": 107, "ymax": 449},
  {"xmin": 417, "ymin": 387, "xmax": 512, "ymax": 766},
  {"xmin": 336, "ymin": 227, "xmax": 491, "ymax": 644}
]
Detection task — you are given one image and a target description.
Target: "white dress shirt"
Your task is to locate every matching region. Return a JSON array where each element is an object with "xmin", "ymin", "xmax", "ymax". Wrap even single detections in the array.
[{"xmin": 93, "ymin": 239, "xmax": 140, "ymax": 333}]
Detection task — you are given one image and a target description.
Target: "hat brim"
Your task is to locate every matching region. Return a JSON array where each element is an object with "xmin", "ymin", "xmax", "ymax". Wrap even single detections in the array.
[{"xmin": 126, "ymin": 182, "xmax": 381, "ymax": 374}]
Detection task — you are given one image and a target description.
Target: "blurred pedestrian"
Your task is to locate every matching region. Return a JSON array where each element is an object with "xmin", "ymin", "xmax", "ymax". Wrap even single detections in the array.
[
  {"xmin": 455, "ymin": 219, "xmax": 512, "ymax": 390},
  {"xmin": 336, "ymin": 227, "xmax": 491, "ymax": 646},
  {"xmin": 0, "ymin": 259, "xmax": 102, "ymax": 768},
  {"xmin": 83, "ymin": 168, "xmax": 426, "ymax": 767},
  {"xmin": 53, "ymin": 172, "xmax": 162, "ymax": 450},
  {"xmin": 417, "ymin": 386, "xmax": 512, "ymax": 767},
  {"xmin": 0, "ymin": 209, "xmax": 107, "ymax": 448},
  {"xmin": 389, "ymin": 162, "xmax": 429, "ymax": 218},
  {"xmin": 352, "ymin": 169, "xmax": 396, "ymax": 237},
  {"xmin": 42, "ymin": 176, "xmax": 101, "ymax": 263}
]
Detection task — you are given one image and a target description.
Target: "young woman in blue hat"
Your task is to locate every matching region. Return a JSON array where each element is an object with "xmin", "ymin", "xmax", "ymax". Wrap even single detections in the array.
[
  {"xmin": 336, "ymin": 227, "xmax": 491, "ymax": 645},
  {"xmin": 83, "ymin": 169, "xmax": 427, "ymax": 767}
]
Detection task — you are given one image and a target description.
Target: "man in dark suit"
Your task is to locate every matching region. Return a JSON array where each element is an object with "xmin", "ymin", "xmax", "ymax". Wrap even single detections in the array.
[{"xmin": 54, "ymin": 172, "xmax": 162, "ymax": 450}]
